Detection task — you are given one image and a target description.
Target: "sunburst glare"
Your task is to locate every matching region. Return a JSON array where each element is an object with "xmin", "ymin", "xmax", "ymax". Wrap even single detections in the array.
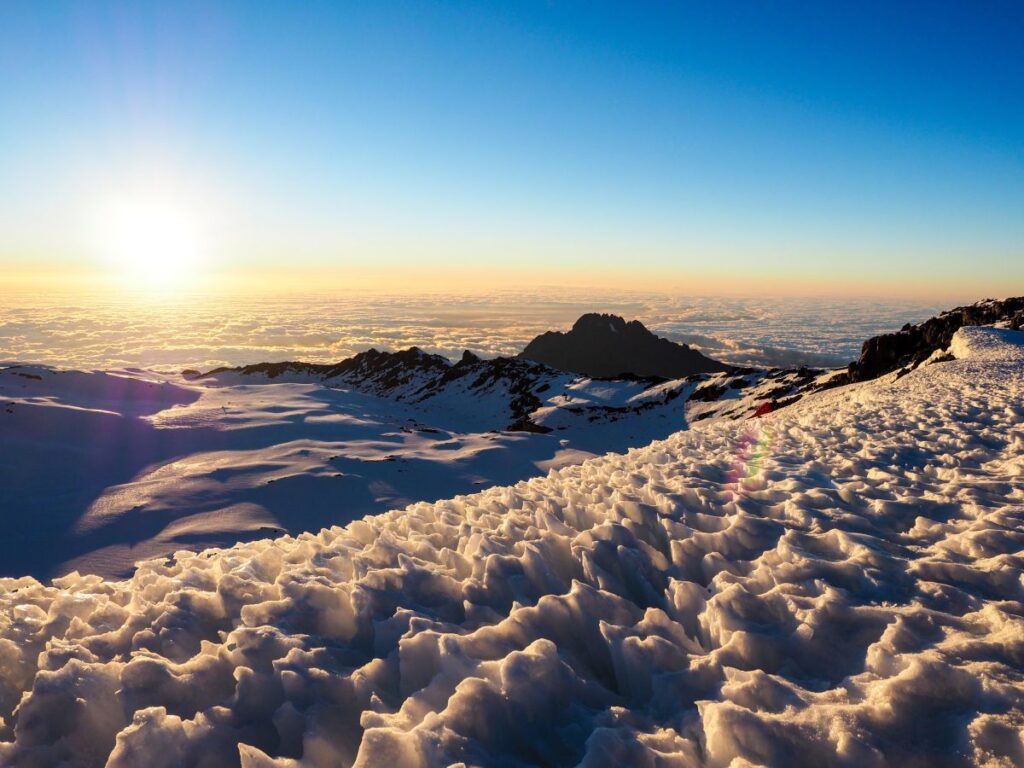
[{"xmin": 92, "ymin": 196, "xmax": 206, "ymax": 290}]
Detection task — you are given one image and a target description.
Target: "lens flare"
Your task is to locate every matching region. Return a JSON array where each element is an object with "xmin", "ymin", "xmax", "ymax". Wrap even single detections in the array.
[{"xmin": 727, "ymin": 407, "xmax": 775, "ymax": 496}]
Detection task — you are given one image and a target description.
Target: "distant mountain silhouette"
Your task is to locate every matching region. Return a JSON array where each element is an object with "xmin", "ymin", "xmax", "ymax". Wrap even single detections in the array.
[{"xmin": 520, "ymin": 313, "xmax": 730, "ymax": 378}]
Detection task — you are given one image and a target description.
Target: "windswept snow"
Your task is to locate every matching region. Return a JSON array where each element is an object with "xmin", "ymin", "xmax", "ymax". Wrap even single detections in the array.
[
  {"xmin": 0, "ymin": 367, "xmax": 592, "ymax": 580},
  {"xmin": 0, "ymin": 351, "xmax": 832, "ymax": 581},
  {"xmin": 0, "ymin": 326, "xmax": 1021, "ymax": 766}
]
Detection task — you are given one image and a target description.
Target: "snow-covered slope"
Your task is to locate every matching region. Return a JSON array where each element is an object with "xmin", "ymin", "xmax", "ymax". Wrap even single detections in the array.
[
  {"xmin": 1, "ymin": 350, "xmax": 832, "ymax": 580},
  {"xmin": 0, "ymin": 365, "xmax": 576, "ymax": 580},
  {"xmin": 0, "ymin": 326, "xmax": 1021, "ymax": 766}
]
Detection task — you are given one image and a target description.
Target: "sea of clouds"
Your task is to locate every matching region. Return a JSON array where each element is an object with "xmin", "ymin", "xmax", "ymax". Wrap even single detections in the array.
[{"xmin": 0, "ymin": 288, "xmax": 940, "ymax": 372}]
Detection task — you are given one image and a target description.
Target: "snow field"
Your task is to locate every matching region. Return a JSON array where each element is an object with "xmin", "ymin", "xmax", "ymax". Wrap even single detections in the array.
[{"xmin": 0, "ymin": 326, "xmax": 1022, "ymax": 767}]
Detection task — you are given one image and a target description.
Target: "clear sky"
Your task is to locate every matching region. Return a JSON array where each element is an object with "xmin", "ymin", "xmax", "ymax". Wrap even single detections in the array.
[{"xmin": 1, "ymin": 1, "xmax": 1022, "ymax": 298}]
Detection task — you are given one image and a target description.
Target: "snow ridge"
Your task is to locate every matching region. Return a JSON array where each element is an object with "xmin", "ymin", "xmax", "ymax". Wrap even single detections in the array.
[
  {"xmin": 199, "ymin": 347, "xmax": 836, "ymax": 435},
  {"xmin": 0, "ymin": 328, "xmax": 1022, "ymax": 766}
]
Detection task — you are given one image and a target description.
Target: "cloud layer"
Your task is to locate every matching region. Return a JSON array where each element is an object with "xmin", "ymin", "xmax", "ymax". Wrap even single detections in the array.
[{"xmin": 0, "ymin": 289, "xmax": 939, "ymax": 372}]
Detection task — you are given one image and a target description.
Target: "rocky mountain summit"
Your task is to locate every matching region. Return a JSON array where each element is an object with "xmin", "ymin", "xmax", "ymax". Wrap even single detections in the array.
[{"xmin": 519, "ymin": 312, "xmax": 730, "ymax": 378}]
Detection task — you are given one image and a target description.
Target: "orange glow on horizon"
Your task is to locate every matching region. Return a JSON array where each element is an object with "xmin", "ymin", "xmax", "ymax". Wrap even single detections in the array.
[{"xmin": 0, "ymin": 262, "xmax": 1008, "ymax": 304}]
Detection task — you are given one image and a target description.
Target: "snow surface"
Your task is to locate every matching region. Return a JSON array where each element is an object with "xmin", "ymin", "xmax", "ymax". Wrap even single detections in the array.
[
  {"xmin": 0, "ymin": 326, "xmax": 1021, "ymax": 766},
  {"xmin": 0, "ymin": 366, "xmax": 592, "ymax": 580},
  {"xmin": 2, "ymin": 346, "xmax": 833, "ymax": 581}
]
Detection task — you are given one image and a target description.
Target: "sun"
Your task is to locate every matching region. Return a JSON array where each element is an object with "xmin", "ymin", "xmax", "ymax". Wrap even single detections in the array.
[{"xmin": 94, "ymin": 197, "xmax": 206, "ymax": 289}]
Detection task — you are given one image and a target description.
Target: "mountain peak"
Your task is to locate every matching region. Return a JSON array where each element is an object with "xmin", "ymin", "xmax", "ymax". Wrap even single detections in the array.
[
  {"xmin": 521, "ymin": 313, "xmax": 728, "ymax": 379},
  {"xmin": 571, "ymin": 312, "xmax": 628, "ymax": 333}
]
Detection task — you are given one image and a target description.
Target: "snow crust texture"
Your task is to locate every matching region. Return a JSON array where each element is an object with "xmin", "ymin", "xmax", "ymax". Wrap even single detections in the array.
[
  {"xmin": 0, "ymin": 349, "xmax": 832, "ymax": 581},
  {"xmin": 1, "ymin": 327, "xmax": 1022, "ymax": 767}
]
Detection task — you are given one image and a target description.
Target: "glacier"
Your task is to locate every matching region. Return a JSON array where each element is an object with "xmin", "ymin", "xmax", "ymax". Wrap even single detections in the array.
[{"xmin": 0, "ymin": 325, "xmax": 1021, "ymax": 767}]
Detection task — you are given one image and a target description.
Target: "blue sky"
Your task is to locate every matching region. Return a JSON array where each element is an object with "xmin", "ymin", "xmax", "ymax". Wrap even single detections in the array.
[{"xmin": 1, "ymin": 1, "xmax": 1022, "ymax": 296}]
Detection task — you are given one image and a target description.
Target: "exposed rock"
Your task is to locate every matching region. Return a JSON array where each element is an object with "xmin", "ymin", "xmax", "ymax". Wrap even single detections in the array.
[
  {"xmin": 202, "ymin": 347, "xmax": 451, "ymax": 394},
  {"xmin": 202, "ymin": 348, "xmax": 564, "ymax": 434},
  {"xmin": 688, "ymin": 382, "xmax": 729, "ymax": 402},
  {"xmin": 847, "ymin": 296, "xmax": 1024, "ymax": 382},
  {"xmin": 520, "ymin": 313, "xmax": 730, "ymax": 378}
]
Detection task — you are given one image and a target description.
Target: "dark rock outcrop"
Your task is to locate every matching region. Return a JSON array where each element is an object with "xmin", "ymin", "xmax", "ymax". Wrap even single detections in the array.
[
  {"xmin": 520, "ymin": 313, "xmax": 729, "ymax": 378},
  {"xmin": 847, "ymin": 296, "xmax": 1024, "ymax": 382},
  {"xmin": 418, "ymin": 352, "xmax": 562, "ymax": 431},
  {"xmin": 203, "ymin": 347, "xmax": 451, "ymax": 392}
]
